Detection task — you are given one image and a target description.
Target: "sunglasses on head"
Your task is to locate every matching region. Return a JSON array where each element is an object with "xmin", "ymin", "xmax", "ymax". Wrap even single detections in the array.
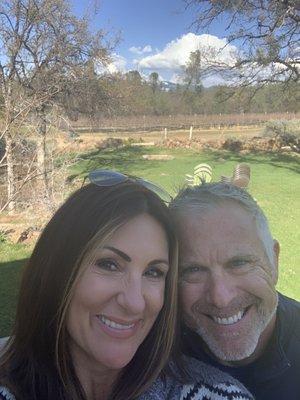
[{"xmin": 86, "ymin": 169, "xmax": 172, "ymax": 203}]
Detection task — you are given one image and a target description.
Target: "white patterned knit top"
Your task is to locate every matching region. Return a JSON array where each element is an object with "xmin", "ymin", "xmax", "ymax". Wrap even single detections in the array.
[
  {"xmin": 0, "ymin": 387, "xmax": 15, "ymax": 400},
  {"xmin": 0, "ymin": 357, "xmax": 254, "ymax": 400}
]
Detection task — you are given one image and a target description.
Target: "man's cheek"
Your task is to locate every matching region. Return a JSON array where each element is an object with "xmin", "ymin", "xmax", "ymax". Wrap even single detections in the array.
[
  {"xmin": 241, "ymin": 268, "xmax": 277, "ymax": 298},
  {"xmin": 180, "ymin": 284, "xmax": 203, "ymax": 320}
]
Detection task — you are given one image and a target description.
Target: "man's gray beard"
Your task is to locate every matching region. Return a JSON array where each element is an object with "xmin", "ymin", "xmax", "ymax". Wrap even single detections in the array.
[{"xmin": 196, "ymin": 295, "xmax": 278, "ymax": 362}]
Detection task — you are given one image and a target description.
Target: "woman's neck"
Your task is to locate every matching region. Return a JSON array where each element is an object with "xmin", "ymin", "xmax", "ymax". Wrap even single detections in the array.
[
  {"xmin": 79, "ymin": 368, "xmax": 119, "ymax": 400},
  {"xmin": 70, "ymin": 345, "xmax": 121, "ymax": 400}
]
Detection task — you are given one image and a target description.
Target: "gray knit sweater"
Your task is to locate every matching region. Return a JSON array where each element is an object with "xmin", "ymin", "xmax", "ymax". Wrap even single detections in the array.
[{"xmin": 138, "ymin": 357, "xmax": 254, "ymax": 400}]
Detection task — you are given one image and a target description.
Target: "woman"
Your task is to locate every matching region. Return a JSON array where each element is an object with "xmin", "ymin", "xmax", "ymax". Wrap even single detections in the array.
[{"xmin": 0, "ymin": 170, "xmax": 253, "ymax": 400}]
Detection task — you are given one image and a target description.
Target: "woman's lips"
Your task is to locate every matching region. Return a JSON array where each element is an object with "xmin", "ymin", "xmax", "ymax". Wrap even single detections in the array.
[{"xmin": 96, "ymin": 314, "xmax": 141, "ymax": 339}]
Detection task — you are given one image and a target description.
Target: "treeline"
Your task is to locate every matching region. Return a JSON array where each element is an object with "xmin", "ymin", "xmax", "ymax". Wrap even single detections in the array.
[{"xmin": 61, "ymin": 70, "xmax": 299, "ymax": 121}]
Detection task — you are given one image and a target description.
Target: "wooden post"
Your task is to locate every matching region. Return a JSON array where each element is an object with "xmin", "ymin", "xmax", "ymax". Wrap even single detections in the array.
[
  {"xmin": 164, "ymin": 127, "xmax": 168, "ymax": 140},
  {"xmin": 189, "ymin": 126, "xmax": 193, "ymax": 141}
]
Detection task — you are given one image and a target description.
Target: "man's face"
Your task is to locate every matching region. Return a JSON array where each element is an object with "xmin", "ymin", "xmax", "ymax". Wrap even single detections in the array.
[{"xmin": 178, "ymin": 203, "xmax": 279, "ymax": 365}]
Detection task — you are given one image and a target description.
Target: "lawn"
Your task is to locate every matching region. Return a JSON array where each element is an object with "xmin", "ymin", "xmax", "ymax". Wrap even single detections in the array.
[{"xmin": 0, "ymin": 145, "xmax": 299, "ymax": 336}]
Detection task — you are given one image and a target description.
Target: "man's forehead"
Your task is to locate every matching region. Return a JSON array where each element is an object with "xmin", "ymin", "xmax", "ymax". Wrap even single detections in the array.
[
  {"xmin": 177, "ymin": 202, "xmax": 255, "ymax": 231},
  {"xmin": 177, "ymin": 204, "xmax": 262, "ymax": 258}
]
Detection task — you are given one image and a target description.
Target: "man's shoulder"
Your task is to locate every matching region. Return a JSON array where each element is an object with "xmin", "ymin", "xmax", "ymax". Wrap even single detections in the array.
[
  {"xmin": 279, "ymin": 292, "xmax": 300, "ymax": 311},
  {"xmin": 278, "ymin": 293, "xmax": 300, "ymax": 339}
]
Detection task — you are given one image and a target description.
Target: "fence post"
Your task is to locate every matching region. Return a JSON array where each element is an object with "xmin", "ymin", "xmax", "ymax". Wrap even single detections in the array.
[
  {"xmin": 189, "ymin": 126, "xmax": 193, "ymax": 141},
  {"xmin": 164, "ymin": 127, "xmax": 168, "ymax": 140}
]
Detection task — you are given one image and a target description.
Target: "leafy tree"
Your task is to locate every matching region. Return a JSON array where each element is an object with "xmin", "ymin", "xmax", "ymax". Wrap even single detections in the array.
[
  {"xmin": 148, "ymin": 72, "xmax": 160, "ymax": 94},
  {"xmin": 125, "ymin": 70, "xmax": 143, "ymax": 83},
  {"xmin": 184, "ymin": 49, "xmax": 203, "ymax": 91}
]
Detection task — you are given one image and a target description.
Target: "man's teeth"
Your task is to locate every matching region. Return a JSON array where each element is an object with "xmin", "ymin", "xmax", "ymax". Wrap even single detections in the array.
[
  {"xmin": 99, "ymin": 316, "xmax": 135, "ymax": 330},
  {"xmin": 212, "ymin": 310, "xmax": 244, "ymax": 325}
]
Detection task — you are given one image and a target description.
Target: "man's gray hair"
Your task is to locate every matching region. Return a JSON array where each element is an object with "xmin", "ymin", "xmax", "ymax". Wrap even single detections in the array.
[{"xmin": 170, "ymin": 183, "xmax": 276, "ymax": 267}]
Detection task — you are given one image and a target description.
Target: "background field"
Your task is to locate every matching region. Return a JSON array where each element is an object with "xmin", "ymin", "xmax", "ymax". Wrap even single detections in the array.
[{"xmin": 0, "ymin": 144, "xmax": 299, "ymax": 337}]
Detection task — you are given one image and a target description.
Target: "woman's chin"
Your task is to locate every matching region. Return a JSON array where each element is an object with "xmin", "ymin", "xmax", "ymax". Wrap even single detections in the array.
[{"xmin": 93, "ymin": 350, "xmax": 136, "ymax": 371}]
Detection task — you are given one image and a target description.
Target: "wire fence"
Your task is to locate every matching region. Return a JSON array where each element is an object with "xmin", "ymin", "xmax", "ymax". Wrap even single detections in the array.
[{"xmin": 65, "ymin": 112, "xmax": 300, "ymax": 133}]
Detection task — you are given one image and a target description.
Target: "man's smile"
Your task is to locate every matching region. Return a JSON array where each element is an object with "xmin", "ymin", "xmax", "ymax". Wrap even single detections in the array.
[{"xmin": 208, "ymin": 310, "xmax": 244, "ymax": 325}]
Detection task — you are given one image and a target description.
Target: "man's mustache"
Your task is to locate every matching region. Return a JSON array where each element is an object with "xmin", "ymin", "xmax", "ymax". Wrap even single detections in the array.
[{"xmin": 192, "ymin": 293, "xmax": 260, "ymax": 317}]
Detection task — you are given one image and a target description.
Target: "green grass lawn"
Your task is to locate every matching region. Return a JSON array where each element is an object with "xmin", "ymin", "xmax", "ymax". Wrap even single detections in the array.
[{"xmin": 1, "ymin": 145, "xmax": 299, "ymax": 336}]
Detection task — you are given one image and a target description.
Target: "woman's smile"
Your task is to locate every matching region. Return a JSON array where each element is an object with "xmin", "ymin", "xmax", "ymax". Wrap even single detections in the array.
[{"xmin": 96, "ymin": 314, "xmax": 142, "ymax": 339}]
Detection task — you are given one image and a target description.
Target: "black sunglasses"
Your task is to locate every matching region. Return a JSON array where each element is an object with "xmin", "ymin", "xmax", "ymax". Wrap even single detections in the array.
[{"xmin": 86, "ymin": 169, "xmax": 172, "ymax": 203}]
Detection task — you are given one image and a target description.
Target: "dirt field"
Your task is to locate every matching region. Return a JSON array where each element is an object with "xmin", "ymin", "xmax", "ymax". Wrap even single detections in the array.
[{"xmin": 56, "ymin": 125, "xmax": 263, "ymax": 152}]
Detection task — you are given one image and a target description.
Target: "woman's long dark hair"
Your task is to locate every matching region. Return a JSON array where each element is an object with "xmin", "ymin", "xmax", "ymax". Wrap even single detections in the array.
[{"xmin": 0, "ymin": 181, "xmax": 178, "ymax": 400}]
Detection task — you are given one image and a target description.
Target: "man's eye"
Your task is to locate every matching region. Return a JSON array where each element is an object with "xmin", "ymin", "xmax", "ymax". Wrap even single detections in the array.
[
  {"xmin": 230, "ymin": 259, "xmax": 251, "ymax": 269},
  {"xmin": 180, "ymin": 265, "xmax": 207, "ymax": 282},
  {"xmin": 95, "ymin": 259, "xmax": 119, "ymax": 272},
  {"xmin": 144, "ymin": 267, "xmax": 166, "ymax": 279},
  {"xmin": 181, "ymin": 265, "xmax": 206, "ymax": 274}
]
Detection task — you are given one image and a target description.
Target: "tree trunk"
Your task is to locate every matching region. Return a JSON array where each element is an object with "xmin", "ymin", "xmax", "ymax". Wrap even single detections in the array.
[
  {"xmin": 5, "ymin": 132, "xmax": 15, "ymax": 213},
  {"xmin": 3, "ymin": 84, "xmax": 16, "ymax": 213},
  {"xmin": 36, "ymin": 107, "xmax": 52, "ymax": 209}
]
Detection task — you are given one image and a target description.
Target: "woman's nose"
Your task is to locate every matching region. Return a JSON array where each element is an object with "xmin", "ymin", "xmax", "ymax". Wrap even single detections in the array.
[{"xmin": 116, "ymin": 276, "xmax": 146, "ymax": 315}]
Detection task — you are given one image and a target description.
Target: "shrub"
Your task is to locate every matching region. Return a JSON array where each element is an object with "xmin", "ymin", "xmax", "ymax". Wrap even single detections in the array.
[
  {"xmin": 264, "ymin": 120, "xmax": 300, "ymax": 138},
  {"xmin": 263, "ymin": 120, "xmax": 300, "ymax": 152},
  {"xmin": 222, "ymin": 138, "xmax": 243, "ymax": 152}
]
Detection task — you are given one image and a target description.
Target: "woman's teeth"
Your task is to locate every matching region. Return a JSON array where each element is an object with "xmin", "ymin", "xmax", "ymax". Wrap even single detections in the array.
[
  {"xmin": 99, "ymin": 315, "xmax": 135, "ymax": 330},
  {"xmin": 211, "ymin": 310, "xmax": 245, "ymax": 325}
]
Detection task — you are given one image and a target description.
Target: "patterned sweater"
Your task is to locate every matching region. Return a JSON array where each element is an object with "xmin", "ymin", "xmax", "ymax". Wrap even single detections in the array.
[
  {"xmin": 0, "ymin": 357, "xmax": 253, "ymax": 400},
  {"xmin": 138, "ymin": 357, "xmax": 254, "ymax": 400}
]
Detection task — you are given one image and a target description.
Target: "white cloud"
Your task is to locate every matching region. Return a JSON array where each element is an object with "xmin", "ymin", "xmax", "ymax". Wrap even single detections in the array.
[
  {"xmin": 106, "ymin": 53, "xmax": 127, "ymax": 74},
  {"xmin": 137, "ymin": 33, "xmax": 237, "ymax": 84},
  {"xmin": 170, "ymin": 73, "xmax": 184, "ymax": 84},
  {"xmin": 129, "ymin": 45, "xmax": 153, "ymax": 55}
]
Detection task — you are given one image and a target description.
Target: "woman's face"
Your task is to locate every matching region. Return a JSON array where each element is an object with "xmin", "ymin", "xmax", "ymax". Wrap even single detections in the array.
[{"xmin": 67, "ymin": 213, "xmax": 170, "ymax": 374}]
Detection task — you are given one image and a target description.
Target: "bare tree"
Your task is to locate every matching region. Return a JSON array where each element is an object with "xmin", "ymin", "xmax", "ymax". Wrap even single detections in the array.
[
  {"xmin": 184, "ymin": 0, "xmax": 299, "ymax": 87},
  {"xmin": 0, "ymin": 0, "xmax": 111, "ymax": 211}
]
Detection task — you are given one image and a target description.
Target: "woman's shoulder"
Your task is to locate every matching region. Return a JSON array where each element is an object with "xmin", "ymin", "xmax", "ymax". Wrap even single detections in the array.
[
  {"xmin": 0, "ymin": 387, "xmax": 15, "ymax": 400},
  {"xmin": 0, "ymin": 337, "xmax": 9, "ymax": 355},
  {"xmin": 180, "ymin": 381, "xmax": 253, "ymax": 400},
  {"xmin": 173, "ymin": 356, "xmax": 254, "ymax": 400},
  {"xmin": 138, "ymin": 357, "xmax": 254, "ymax": 400}
]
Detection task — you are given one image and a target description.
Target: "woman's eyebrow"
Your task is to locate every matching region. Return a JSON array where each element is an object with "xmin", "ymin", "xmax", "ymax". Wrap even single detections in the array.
[
  {"xmin": 103, "ymin": 246, "xmax": 131, "ymax": 262},
  {"xmin": 149, "ymin": 259, "xmax": 170, "ymax": 268}
]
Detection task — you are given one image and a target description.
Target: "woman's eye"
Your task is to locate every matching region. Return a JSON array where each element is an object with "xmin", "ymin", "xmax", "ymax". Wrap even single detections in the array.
[
  {"xmin": 145, "ymin": 267, "xmax": 166, "ymax": 279},
  {"xmin": 95, "ymin": 259, "xmax": 119, "ymax": 272}
]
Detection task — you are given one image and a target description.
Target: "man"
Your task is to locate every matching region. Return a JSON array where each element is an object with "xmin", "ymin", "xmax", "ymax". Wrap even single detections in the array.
[{"xmin": 170, "ymin": 183, "xmax": 300, "ymax": 400}]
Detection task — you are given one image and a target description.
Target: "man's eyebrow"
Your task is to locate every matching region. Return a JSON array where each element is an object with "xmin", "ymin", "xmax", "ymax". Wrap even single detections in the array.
[
  {"xmin": 227, "ymin": 254, "xmax": 258, "ymax": 263},
  {"xmin": 103, "ymin": 246, "xmax": 131, "ymax": 262}
]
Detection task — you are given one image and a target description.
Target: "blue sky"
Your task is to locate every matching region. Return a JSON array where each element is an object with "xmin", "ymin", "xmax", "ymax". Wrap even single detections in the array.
[{"xmin": 70, "ymin": 0, "xmax": 233, "ymax": 85}]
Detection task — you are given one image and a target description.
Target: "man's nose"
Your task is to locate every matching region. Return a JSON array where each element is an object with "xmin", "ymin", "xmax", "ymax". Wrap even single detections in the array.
[
  {"xmin": 116, "ymin": 276, "xmax": 146, "ymax": 315},
  {"xmin": 206, "ymin": 272, "xmax": 237, "ymax": 309}
]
